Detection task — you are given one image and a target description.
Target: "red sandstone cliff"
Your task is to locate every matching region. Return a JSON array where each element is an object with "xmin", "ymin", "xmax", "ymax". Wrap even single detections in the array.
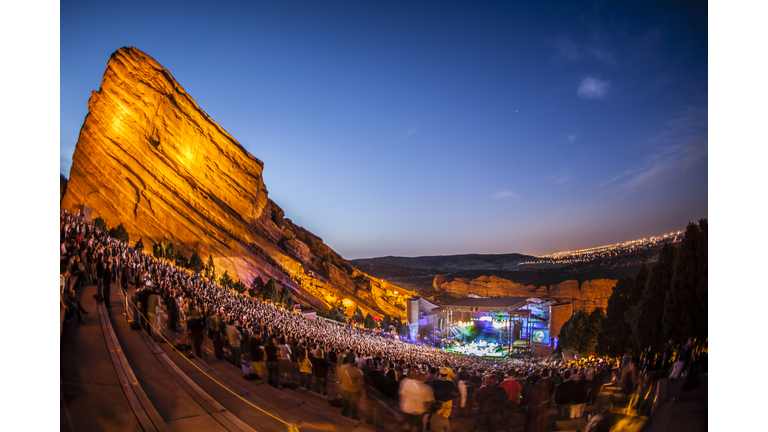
[
  {"xmin": 61, "ymin": 47, "xmax": 412, "ymax": 318},
  {"xmin": 433, "ymin": 275, "xmax": 616, "ymax": 312}
]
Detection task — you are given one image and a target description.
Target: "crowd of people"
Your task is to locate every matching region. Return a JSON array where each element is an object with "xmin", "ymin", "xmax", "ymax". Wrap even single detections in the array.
[{"xmin": 59, "ymin": 209, "xmax": 699, "ymax": 432}]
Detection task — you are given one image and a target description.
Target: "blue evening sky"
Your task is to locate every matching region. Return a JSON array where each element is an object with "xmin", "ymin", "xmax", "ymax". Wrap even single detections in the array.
[{"xmin": 60, "ymin": 0, "xmax": 708, "ymax": 259}]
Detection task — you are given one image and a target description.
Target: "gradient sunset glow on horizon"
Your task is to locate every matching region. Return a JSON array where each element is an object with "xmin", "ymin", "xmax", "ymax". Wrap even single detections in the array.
[{"xmin": 60, "ymin": 1, "xmax": 707, "ymax": 259}]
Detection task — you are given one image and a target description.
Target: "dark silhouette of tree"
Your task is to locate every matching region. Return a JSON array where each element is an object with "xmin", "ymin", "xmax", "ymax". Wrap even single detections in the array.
[
  {"xmin": 219, "ymin": 270, "xmax": 234, "ymax": 289},
  {"xmin": 624, "ymin": 262, "xmax": 650, "ymax": 352},
  {"xmin": 94, "ymin": 216, "xmax": 109, "ymax": 233},
  {"xmin": 630, "ymin": 243, "xmax": 676, "ymax": 352},
  {"xmin": 262, "ymin": 278, "xmax": 280, "ymax": 303},
  {"xmin": 583, "ymin": 307, "xmax": 605, "ymax": 355},
  {"xmin": 174, "ymin": 250, "xmax": 189, "ymax": 269},
  {"xmin": 382, "ymin": 314, "xmax": 393, "ymax": 330},
  {"xmin": 364, "ymin": 312, "xmax": 376, "ymax": 329},
  {"xmin": 598, "ymin": 275, "xmax": 634, "ymax": 357},
  {"xmin": 249, "ymin": 276, "xmax": 264, "ymax": 298},
  {"xmin": 153, "ymin": 241, "xmax": 166, "ymax": 259},
  {"xmin": 664, "ymin": 220, "xmax": 708, "ymax": 349},
  {"xmin": 134, "ymin": 238, "xmax": 144, "ymax": 252},
  {"xmin": 279, "ymin": 285, "xmax": 294, "ymax": 308},
  {"xmin": 204, "ymin": 254, "xmax": 216, "ymax": 281},
  {"xmin": 560, "ymin": 311, "xmax": 587, "ymax": 353},
  {"xmin": 352, "ymin": 307, "xmax": 365, "ymax": 325},
  {"xmin": 233, "ymin": 279, "xmax": 247, "ymax": 294},
  {"xmin": 329, "ymin": 302, "xmax": 349, "ymax": 323},
  {"xmin": 188, "ymin": 252, "xmax": 205, "ymax": 273},
  {"xmin": 108, "ymin": 223, "xmax": 130, "ymax": 243},
  {"xmin": 164, "ymin": 244, "xmax": 176, "ymax": 262}
]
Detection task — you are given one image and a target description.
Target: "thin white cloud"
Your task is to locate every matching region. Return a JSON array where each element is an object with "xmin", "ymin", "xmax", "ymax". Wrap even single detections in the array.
[
  {"xmin": 493, "ymin": 191, "xmax": 519, "ymax": 199},
  {"xmin": 578, "ymin": 77, "xmax": 610, "ymax": 99},
  {"xmin": 601, "ymin": 104, "xmax": 708, "ymax": 189},
  {"xmin": 585, "ymin": 47, "xmax": 616, "ymax": 65},
  {"xmin": 406, "ymin": 127, "xmax": 417, "ymax": 137},
  {"xmin": 551, "ymin": 37, "xmax": 580, "ymax": 60},
  {"xmin": 566, "ymin": 134, "xmax": 577, "ymax": 143}
]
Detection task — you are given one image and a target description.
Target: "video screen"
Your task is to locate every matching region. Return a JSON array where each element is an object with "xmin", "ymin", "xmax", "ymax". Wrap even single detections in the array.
[{"xmin": 531, "ymin": 329, "xmax": 549, "ymax": 344}]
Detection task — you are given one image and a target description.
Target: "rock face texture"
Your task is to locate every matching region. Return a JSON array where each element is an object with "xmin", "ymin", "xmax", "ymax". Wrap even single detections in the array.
[
  {"xmin": 434, "ymin": 275, "xmax": 616, "ymax": 313},
  {"xmin": 61, "ymin": 47, "xmax": 412, "ymax": 318}
]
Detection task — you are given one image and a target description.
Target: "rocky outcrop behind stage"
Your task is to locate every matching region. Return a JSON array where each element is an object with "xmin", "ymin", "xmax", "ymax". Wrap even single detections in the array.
[
  {"xmin": 433, "ymin": 275, "xmax": 616, "ymax": 312},
  {"xmin": 61, "ymin": 47, "xmax": 412, "ymax": 318}
]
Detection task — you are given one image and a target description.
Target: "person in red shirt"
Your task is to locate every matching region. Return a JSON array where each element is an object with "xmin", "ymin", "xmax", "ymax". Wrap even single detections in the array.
[{"xmin": 499, "ymin": 370, "xmax": 522, "ymax": 425}]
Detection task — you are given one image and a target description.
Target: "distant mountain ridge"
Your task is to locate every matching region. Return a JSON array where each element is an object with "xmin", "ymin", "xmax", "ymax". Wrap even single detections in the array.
[{"xmin": 351, "ymin": 253, "xmax": 539, "ymax": 273}]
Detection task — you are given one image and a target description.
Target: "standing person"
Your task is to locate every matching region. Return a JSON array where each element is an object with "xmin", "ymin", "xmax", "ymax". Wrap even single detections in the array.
[
  {"xmin": 432, "ymin": 367, "xmax": 456, "ymax": 418},
  {"xmin": 339, "ymin": 354, "xmax": 364, "ymax": 420},
  {"xmin": 662, "ymin": 340, "xmax": 675, "ymax": 373},
  {"xmin": 103, "ymin": 261, "xmax": 113, "ymax": 308},
  {"xmin": 278, "ymin": 336, "xmax": 293, "ymax": 383},
  {"xmin": 265, "ymin": 338, "xmax": 280, "ymax": 388},
  {"xmin": 94, "ymin": 257, "xmax": 105, "ymax": 303},
  {"xmin": 525, "ymin": 370, "xmax": 554, "ymax": 432},
  {"xmin": 189, "ymin": 308, "xmax": 205, "ymax": 358},
  {"xmin": 426, "ymin": 401, "xmax": 452, "ymax": 432},
  {"xmin": 399, "ymin": 369, "xmax": 434, "ymax": 432},
  {"xmin": 227, "ymin": 319, "xmax": 242, "ymax": 369},
  {"xmin": 473, "ymin": 374, "xmax": 508, "ymax": 432},
  {"xmin": 299, "ymin": 349, "xmax": 313, "ymax": 390},
  {"xmin": 312, "ymin": 349, "xmax": 330, "ymax": 396},
  {"xmin": 554, "ymin": 371, "xmax": 575, "ymax": 420},
  {"xmin": 500, "ymin": 370, "xmax": 522, "ymax": 424},
  {"xmin": 249, "ymin": 330, "xmax": 266, "ymax": 379},
  {"xmin": 458, "ymin": 371, "xmax": 476, "ymax": 418},
  {"xmin": 146, "ymin": 284, "xmax": 160, "ymax": 341},
  {"xmin": 364, "ymin": 360, "xmax": 388, "ymax": 428}
]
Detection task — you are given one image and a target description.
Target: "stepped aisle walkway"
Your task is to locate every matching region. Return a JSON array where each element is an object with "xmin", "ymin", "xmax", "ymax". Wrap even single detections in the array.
[
  {"xmin": 121, "ymin": 284, "xmax": 366, "ymax": 432},
  {"xmin": 60, "ymin": 280, "xmax": 159, "ymax": 432}
]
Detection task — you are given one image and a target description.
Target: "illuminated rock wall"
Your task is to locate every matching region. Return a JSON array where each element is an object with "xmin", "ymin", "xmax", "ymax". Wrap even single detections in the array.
[
  {"xmin": 62, "ymin": 47, "xmax": 411, "ymax": 318},
  {"xmin": 433, "ymin": 275, "xmax": 616, "ymax": 312}
]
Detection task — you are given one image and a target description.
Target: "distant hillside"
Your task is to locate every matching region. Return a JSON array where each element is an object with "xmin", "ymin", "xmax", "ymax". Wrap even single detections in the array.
[
  {"xmin": 351, "ymin": 253, "xmax": 539, "ymax": 273},
  {"xmin": 353, "ymin": 247, "xmax": 664, "ymax": 296}
]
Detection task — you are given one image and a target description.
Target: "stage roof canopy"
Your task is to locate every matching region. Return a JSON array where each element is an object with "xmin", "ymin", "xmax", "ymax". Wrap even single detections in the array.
[{"xmin": 437, "ymin": 297, "xmax": 530, "ymax": 309}]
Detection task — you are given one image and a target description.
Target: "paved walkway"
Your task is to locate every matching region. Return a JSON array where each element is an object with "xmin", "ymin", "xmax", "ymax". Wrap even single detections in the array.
[{"xmin": 60, "ymin": 280, "xmax": 145, "ymax": 432}]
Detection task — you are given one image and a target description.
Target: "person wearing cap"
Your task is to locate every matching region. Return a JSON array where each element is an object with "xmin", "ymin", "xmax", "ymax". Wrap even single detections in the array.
[{"xmin": 431, "ymin": 366, "xmax": 456, "ymax": 418}]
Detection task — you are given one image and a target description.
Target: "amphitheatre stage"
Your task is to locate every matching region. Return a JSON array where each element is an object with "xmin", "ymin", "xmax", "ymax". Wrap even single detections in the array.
[
  {"xmin": 406, "ymin": 297, "xmax": 560, "ymax": 358},
  {"xmin": 427, "ymin": 297, "xmax": 557, "ymax": 358}
]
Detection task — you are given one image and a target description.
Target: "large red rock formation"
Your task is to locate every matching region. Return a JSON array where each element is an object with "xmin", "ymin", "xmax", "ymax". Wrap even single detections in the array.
[
  {"xmin": 433, "ymin": 275, "xmax": 616, "ymax": 312},
  {"xmin": 61, "ymin": 47, "xmax": 412, "ymax": 318}
]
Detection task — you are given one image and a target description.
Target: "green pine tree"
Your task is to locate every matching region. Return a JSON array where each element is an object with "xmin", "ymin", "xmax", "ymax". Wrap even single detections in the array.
[
  {"xmin": 219, "ymin": 270, "xmax": 234, "ymax": 289},
  {"xmin": 153, "ymin": 241, "xmax": 166, "ymax": 259},
  {"xmin": 108, "ymin": 223, "xmax": 130, "ymax": 243},
  {"xmin": 164, "ymin": 244, "xmax": 176, "ymax": 262},
  {"xmin": 189, "ymin": 252, "xmax": 205, "ymax": 273},
  {"xmin": 364, "ymin": 312, "xmax": 376, "ymax": 329},
  {"xmin": 233, "ymin": 279, "xmax": 247, "ymax": 294},
  {"xmin": 204, "ymin": 254, "xmax": 216, "ymax": 281}
]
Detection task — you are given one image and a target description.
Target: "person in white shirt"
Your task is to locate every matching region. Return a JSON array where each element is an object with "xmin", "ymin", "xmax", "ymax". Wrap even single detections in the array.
[{"xmin": 399, "ymin": 369, "xmax": 435, "ymax": 432}]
